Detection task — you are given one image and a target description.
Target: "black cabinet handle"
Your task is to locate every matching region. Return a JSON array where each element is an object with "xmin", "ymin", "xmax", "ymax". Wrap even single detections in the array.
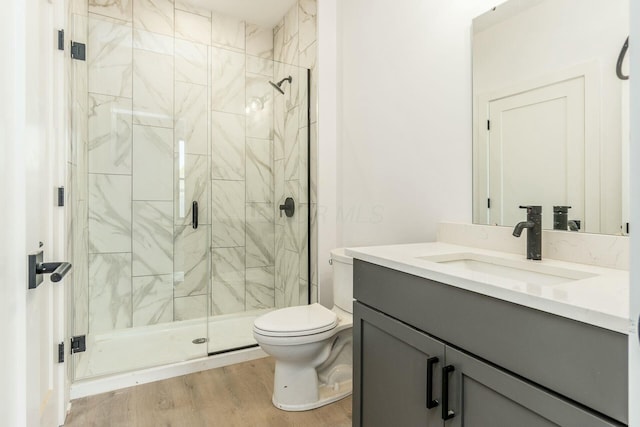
[
  {"xmin": 426, "ymin": 357, "xmax": 439, "ymax": 409},
  {"xmin": 442, "ymin": 365, "xmax": 455, "ymax": 421},
  {"xmin": 192, "ymin": 201, "xmax": 198, "ymax": 229}
]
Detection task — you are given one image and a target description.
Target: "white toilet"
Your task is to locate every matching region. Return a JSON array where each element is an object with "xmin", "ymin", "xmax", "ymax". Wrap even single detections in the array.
[{"xmin": 252, "ymin": 248, "xmax": 353, "ymax": 411}]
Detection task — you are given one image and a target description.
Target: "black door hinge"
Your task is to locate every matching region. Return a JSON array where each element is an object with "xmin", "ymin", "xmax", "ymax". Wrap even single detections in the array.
[
  {"xmin": 487, "ymin": 120, "xmax": 491, "ymax": 130},
  {"xmin": 71, "ymin": 41, "xmax": 86, "ymax": 61},
  {"xmin": 626, "ymin": 222, "xmax": 630, "ymax": 234},
  {"xmin": 58, "ymin": 342, "xmax": 64, "ymax": 363},
  {"xmin": 71, "ymin": 335, "xmax": 86, "ymax": 353},
  {"xmin": 58, "ymin": 30, "xmax": 65, "ymax": 51},
  {"xmin": 487, "ymin": 198, "xmax": 491, "ymax": 209}
]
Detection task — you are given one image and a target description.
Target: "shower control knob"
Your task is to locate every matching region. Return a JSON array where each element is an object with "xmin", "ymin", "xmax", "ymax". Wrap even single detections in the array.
[{"xmin": 279, "ymin": 197, "xmax": 295, "ymax": 218}]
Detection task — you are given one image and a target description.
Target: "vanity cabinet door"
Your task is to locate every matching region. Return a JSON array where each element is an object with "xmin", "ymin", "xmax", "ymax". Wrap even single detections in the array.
[
  {"xmin": 443, "ymin": 347, "xmax": 621, "ymax": 427},
  {"xmin": 354, "ymin": 302, "xmax": 445, "ymax": 427}
]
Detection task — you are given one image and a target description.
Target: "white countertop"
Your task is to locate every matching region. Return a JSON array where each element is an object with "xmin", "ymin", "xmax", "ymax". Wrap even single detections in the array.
[{"xmin": 346, "ymin": 242, "xmax": 630, "ymax": 334}]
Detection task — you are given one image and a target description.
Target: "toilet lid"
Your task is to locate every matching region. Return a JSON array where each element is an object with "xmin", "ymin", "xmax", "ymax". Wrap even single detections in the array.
[{"xmin": 254, "ymin": 303, "xmax": 338, "ymax": 337}]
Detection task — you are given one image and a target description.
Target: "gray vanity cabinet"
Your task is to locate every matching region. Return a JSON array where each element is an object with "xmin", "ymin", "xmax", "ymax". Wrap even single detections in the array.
[
  {"xmin": 354, "ymin": 302, "xmax": 445, "ymax": 426},
  {"xmin": 353, "ymin": 260, "xmax": 628, "ymax": 426},
  {"xmin": 445, "ymin": 347, "xmax": 621, "ymax": 427},
  {"xmin": 354, "ymin": 302, "xmax": 621, "ymax": 427}
]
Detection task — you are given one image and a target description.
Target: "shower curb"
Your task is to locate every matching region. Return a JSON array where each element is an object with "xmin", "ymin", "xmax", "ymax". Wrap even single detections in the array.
[{"xmin": 69, "ymin": 347, "xmax": 267, "ymax": 400}]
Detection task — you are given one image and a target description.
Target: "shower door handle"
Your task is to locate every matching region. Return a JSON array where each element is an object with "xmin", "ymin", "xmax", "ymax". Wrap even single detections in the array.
[{"xmin": 192, "ymin": 201, "xmax": 198, "ymax": 229}]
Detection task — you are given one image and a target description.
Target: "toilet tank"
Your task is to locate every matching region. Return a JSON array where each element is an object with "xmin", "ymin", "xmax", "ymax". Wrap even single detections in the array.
[{"xmin": 330, "ymin": 248, "xmax": 353, "ymax": 313}]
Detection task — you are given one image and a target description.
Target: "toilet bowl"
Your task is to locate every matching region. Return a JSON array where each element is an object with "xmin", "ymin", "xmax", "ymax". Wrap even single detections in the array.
[{"xmin": 252, "ymin": 248, "xmax": 353, "ymax": 411}]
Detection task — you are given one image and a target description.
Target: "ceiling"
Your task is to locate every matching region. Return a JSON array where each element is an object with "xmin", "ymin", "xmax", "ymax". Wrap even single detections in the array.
[{"xmin": 183, "ymin": 0, "xmax": 298, "ymax": 27}]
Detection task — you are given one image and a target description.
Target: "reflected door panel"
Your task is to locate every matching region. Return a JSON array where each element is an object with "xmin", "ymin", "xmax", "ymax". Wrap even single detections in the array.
[{"xmin": 487, "ymin": 77, "xmax": 585, "ymax": 230}]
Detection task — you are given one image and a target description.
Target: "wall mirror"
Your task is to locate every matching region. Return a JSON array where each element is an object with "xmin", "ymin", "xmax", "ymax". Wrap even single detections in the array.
[{"xmin": 472, "ymin": 0, "xmax": 629, "ymax": 235}]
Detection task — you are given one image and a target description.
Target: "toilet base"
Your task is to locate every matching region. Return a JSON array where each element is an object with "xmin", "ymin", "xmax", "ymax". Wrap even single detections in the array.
[{"xmin": 272, "ymin": 378, "xmax": 352, "ymax": 411}]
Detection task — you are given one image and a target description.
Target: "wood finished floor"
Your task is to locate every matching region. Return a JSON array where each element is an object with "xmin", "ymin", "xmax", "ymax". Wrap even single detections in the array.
[{"xmin": 64, "ymin": 357, "xmax": 353, "ymax": 427}]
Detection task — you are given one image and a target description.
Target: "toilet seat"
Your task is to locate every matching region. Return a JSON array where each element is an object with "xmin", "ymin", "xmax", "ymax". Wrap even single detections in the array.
[{"xmin": 253, "ymin": 303, "xmax": 338, "ymax": 337}]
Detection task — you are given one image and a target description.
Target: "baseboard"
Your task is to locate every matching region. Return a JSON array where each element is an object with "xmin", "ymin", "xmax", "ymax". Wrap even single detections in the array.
[{"xmin": 70, "ymin": 347, "xmax": 267, "ymax": 399}]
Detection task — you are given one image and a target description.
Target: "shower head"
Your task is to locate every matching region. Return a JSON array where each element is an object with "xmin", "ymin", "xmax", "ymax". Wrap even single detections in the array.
[
  {"xmin": 269, "ymin": 76, "xmax": 292, "ymax": 95},
  {"xmin": 269, "ymin": 80, "xmax": 285, "ymax": 94}
]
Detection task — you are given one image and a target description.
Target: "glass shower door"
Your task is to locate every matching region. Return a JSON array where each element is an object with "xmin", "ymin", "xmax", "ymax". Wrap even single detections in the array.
[
  {"xmin": 206, "ymin": 55, "xmax": 311, "ymax": 354},
  {"xmin": 172, "ymin": 136, "xmax": 211, "ymax": 352},
  {"xmin": 69, "ymin": 9, "xmax": 211, "ymax": 380}
]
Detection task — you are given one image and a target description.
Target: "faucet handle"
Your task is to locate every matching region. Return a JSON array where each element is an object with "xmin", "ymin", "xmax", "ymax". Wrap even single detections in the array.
[
  {"xmin": 519, "ymin": 205, "xmax": 542, "ymax": 214},
  {"xmin": 553, "ymin": 205, "xmax": 572, "ymax": 213}
]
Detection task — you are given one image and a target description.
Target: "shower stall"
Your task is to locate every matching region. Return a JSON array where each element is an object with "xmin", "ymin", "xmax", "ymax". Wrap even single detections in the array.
[{"xmin": 67, "ymin": 0, "xmax": 316, "ymax": 380}]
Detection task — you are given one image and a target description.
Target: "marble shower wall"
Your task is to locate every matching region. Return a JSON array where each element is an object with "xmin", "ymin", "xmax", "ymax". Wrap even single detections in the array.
[
  {"xmin": 78, "ymin": 0, "xmax": 306, "ymax": 335},
  {"xmin": 208, "ymin": 10, "xmax": 278, "ymax": 317},
  {"xmin": 273, "ymin": 0, "xmax": 318, "ymax": 308}
]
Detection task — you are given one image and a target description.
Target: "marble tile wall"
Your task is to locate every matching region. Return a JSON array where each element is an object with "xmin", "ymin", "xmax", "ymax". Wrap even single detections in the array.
[
  {"xmin": 73, "ymin": 0, "xmax": 317, "ymax": 339},
  {"xmin": 273, "ymin": 0, "xmax": 318, "ymax": 306},
  {"xmin": 209, "ymin": 8, "xmax": 278, "ymax": 317}
]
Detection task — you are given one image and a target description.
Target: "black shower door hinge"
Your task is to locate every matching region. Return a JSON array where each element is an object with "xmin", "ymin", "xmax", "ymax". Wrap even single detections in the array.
[
  {"xmin": 487, "ymin": 120, "xmax": 491, "ymax": 131},
  {"xmin": 58, "ymin": 342, "xmax": 64, "ymax": 363},
  {"xmin": 71, "ymin": 335, "xmax": 86, "ymax": 354},
  {"xmin": 71, "ymin": 41, "xmax": 86, "ymax": 61}
]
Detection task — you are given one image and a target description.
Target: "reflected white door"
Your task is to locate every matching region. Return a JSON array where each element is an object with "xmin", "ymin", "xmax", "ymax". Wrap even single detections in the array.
[{"xmin": 487, "ymin": 77, "xmax": 585, "ymax": 230}]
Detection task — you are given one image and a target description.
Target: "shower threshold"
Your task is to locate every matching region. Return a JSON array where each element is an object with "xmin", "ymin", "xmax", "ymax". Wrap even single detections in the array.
[{"xmin": 74, "ymin": 308, "xmax": 272, "ymax": 380}]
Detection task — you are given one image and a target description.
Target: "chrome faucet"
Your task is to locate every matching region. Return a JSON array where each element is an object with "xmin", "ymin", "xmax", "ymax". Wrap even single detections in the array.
[{"xmin": 513, "ymin": 205, "xmax": 542, "ymax": 260}]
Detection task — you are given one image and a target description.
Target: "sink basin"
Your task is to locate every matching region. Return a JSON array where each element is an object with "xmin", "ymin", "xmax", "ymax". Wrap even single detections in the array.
[{"xmin": 417, "ymin": 253, "xmax": 597, "ymax": 286}]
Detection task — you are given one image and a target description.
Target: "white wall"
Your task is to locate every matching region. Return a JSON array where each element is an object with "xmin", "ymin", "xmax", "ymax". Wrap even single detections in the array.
[
  {"xmin": 317, "ymin": 0, "xmax": 495, "ymax": 305},
  {"xmin": 335, "ymin": 0, "xmax": 496, "ymax": 249},
  {"xmin": 317, "ymin": 0, "xmax": 338, "ymax": 306},
  {"xmin": 628, "ymin": 0, "xmax": 639, "ymax": 423}
]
